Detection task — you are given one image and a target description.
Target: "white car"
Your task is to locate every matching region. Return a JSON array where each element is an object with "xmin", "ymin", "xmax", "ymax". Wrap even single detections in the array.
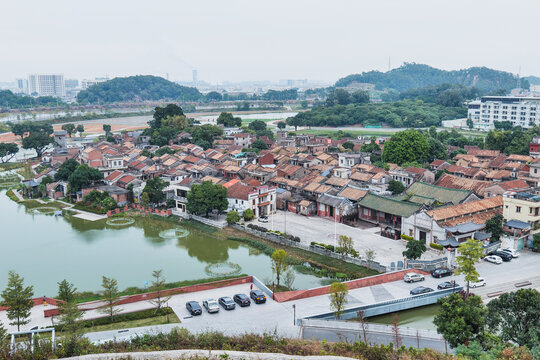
[
  {"xmin": 404, "ymin": 273, "xmax": 425, "ymax": 283},
  {"xmin": 470, "ymin": 277, "xmax": 486, "ymax": 288},
  {"xmin": 258, "ymin": 216, "xmax": 269, "ymax": 223},
  {"xmin": 484, "ymin": 255, "xmax": 503, "ymax": 264},
  {"xmin": 501, "ymin": 248, "xmax": 519, "ymax": 258},
  {"xmin": 202, "ymin": 299, "xmax": 220, "ymax": 313}
]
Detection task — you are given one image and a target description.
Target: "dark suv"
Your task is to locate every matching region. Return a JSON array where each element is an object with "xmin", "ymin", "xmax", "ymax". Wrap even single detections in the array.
[
  {"xmin": 250, "ymin": 290, "xmax": 267, "ymax": 304},
  {"xmin": 490, "ymin": 250, "xmax": 512, "ymax": 262},
  {"xmin": 410, "ymin": 286, "xmax": 434, "ymax": 295},
  {"xmin": 233, "ymin": 293, "xmax": 251, "ymax": 307},
  {"xmin": 431, "ymin": 268, "xmax": 453, "ymax": 278},
  {"xmin": 186, "ymin": 301, "xmax": 202, "ymax": 315}
]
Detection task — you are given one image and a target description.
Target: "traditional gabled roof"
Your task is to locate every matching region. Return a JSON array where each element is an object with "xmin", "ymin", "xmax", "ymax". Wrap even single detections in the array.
[
  {"xmin": 496, "ymin": 179, "xmax": 529, "ymax": 191},
  {"xmin": 350, "ymin": 171, "xmax": 373, "ymax": 182},
  {"xmin": 325, "ymin": 176, "xmax": 351, "ymax": 187},
  {"xmin": 405, "ymin": 181, "xmax": 471, "ymax": 205},
  {"xmin": 227, "ymin": 183, "xmax": 253, "ymax": 200},
  {"xmin": 105, "ymin": 170, "xmax": 124, "ymax": 182},
  {"xmin": 337, "ymin": 186, "xmax": 367, "ymax": 202},
  {"xmin": 358, "ymin": 193, "xmax": 422, "ymax": 217},
  {"xmin": 485, "ymin": 170, "xmax": 512, "ymax": 180},
  {"xmin": 434, "ymin": 174, "xmax": 491, "ymax": 197},
  {"xmin": 507, "ymin": 154, "xmax": 532, "ymax": 163},
  {"xmin": 427, "ymin": 196, "xmax": 503, "ymax": 222}
]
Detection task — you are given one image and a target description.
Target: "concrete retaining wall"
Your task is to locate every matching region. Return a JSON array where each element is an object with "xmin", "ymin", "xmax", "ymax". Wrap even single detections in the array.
[
  {"xmin": 251, "ymin": 275, "xmax": 274, "ymax": 299},
  {"xmin": 301, "ymin": 318, "xmax": 448, "ymax": 353}
]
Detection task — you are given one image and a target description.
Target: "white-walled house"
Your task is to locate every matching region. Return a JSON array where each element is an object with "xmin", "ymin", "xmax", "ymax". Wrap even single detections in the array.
[{"xmin": 227, "ymin": 183, "xmax": 276, "ymax": 217}]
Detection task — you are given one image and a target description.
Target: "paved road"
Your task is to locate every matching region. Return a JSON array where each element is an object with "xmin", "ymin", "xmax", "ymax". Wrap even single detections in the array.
[{"xmin": 258, "ymin": 210, "xmax": 441, "ymax": 266}]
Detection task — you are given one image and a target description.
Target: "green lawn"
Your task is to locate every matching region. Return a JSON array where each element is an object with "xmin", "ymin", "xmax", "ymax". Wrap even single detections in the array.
[{"xmin": 83, "ymin": 313, "xmax": 180, "ymax": 334}]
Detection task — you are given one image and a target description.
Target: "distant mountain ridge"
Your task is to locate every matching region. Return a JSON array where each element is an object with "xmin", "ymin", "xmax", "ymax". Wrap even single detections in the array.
[
  {"xmin": 335, "ymin": 63, "xmax": 528, "ymax": 93},
  {"xmin": 76, "ymin": 75, "xmax": 202, "ymax": 104}
]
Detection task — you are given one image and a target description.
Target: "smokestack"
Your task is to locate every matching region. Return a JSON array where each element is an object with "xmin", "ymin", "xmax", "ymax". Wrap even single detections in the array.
[{"xmin": 192, "ymin": 69, "xmax": 198, "ymax": 88}]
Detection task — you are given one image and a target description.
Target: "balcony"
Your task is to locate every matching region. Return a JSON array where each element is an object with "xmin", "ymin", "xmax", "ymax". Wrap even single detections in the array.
[{"xmin": 174, "ymin": 195, "xmax": 187, "ymax": 203}]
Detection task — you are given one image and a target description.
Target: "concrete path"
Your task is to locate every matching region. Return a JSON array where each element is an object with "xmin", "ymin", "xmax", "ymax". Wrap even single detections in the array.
[{"xmin": 12, "ymin": 189, "xmax": 24, "ymax": 201}]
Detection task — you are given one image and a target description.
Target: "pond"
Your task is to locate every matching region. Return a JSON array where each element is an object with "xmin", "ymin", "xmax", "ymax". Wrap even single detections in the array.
[
  {"xmin": 0, "ymin": 191, "xmax": 327, "ymax": 296},
  {"xmin": 366, "ymin": 304, "xmax": 440, "ymax": 331}
]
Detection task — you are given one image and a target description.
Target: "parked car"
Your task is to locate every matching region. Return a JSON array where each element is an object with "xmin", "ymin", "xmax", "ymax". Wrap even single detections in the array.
[
  {"xmin": 202, "ymin": 299, "xmax": 220, "ymax": 313},
  {"xmin": 501, "ymin": 248, "xmax": 519, "ymax": 258},
  {"xmin": 484, "ymin": 255, "xmax": 503, "ymax": 264},
  {"xmin": 404, "ymin": 273, "xmax": 425, "ymax": 283},
  {"xmin": 410, "ymin": 286, "xmax": 434, "ymax": 295},
  {"xmin": 431, "ymin": 268, "xmax": 453, "ymax": 278},
  {"xmin": 437, "ymin": 280, "xmax": 460, "ymax": 290},
  {"xmin": 490, "ymin": 250, "xmax": 512, "ymax": 262},
  {"xmin": 470, "ymin": 277, "xmax": 486, "ymax": 288},
  {"xmin": 218, "ymin": 296, "xmax": 236, "ymax": 310},
  {"xmin": 250, "ymin": 289, "xmax": 267, "ymax": 304},
  {"xmin": 258, "ymin": 216, "xmax": 269, "ymax": 223},
  {"xmin": 233, "ymin": 293, "xmax": 251, "ymax": 307},
  {"xmin": 186, "ymin": 301, "xmax": 202, "ymax": 315}
]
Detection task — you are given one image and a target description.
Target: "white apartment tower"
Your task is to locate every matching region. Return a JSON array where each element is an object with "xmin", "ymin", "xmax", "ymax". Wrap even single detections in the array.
[
  {"xmin": 468, "ymin": 96, "xmax": 540, "ymax": 130},
  {"xmin": 28, "ymin": 74, "xmax": 65, "ymax": 97}
]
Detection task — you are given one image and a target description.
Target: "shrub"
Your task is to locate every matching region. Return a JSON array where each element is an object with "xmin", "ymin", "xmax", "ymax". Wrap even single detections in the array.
[
  {"xmin": 226, "ymin": 211, "xmax": 241, "ymax": 225},
  {"xmin": 430, "ymin": 242, "xmax": 444, "ymax": 251},
  {"xmin": 400, "ymin": 234, "xmax": 414, "ymax": 241},
  {"xmin": 243, "ymin": 209, "xmax": 254, "ymax": 221},
  {"xmin": 325, "ymin": 244, "xmax": 335, "ymax": 252}
]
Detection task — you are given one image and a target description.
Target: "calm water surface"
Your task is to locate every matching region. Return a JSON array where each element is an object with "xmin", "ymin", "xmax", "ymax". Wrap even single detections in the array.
[
  {"xmin": 367, "ymin": 304, "xmax": 440, "ymax": 331},
  {"xmin": 0, "ymin": 192, "xmax": 325, "ymax": 296}
]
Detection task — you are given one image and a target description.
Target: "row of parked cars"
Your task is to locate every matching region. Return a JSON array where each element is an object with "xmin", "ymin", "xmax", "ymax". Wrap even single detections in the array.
[
  {"xmin": 185, "ymin": 290, "xmax": 267, "ymax": 315},
  {"xmin": 484, "ymin": 248, "xmax": 519, "ymax": 264}
]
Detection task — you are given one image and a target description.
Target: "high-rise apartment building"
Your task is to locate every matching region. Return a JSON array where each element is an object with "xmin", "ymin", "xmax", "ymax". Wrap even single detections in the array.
[
  {"xmin": 468, "ymin": 96, "xmax": 540, "ymax": 130},
  {"xmin": 27, "ymin": 74, "xmax": 65, "ymax": 97},
  {"xmin": 15, "ymin": 78, "xmax": 29, "ymax": 94}
]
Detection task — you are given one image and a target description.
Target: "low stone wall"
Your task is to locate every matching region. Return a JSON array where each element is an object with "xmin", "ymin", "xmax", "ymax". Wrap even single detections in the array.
[
  {"xmin": 251, "ymin": 275, "xmax": 273, "ymax": 299},
  {"xmin": 407, "ymin": 257, "xmax": 448, "ymax": 272},
  {"xmin": 232, "ymin": 224, "xmax": 387, "ymax": 273},
  {"xmin": 107, "ymin": 204, "xmax": 172, "ymax": 217},
  {"xmin": 0, "ymin": 297, "xmax": 59, "ymax": 312},
  {"xmin": 273, "ymin": 269, "xmax": 428, "ymax": 302},
  {"xmin": 190, "ymin": 214, "xmax": 227, "ymax": 228}
]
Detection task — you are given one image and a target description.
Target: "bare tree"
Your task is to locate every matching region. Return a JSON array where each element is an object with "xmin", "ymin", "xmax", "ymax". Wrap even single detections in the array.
[
  {"xmin": 391, "ymin": 313, "xmax": 402, "ymax": 351},
  {"xmin": 357, "ymin": 310, "xmax": 368, "ymax": 344},
  {"xmin": 149, "ymin": 269, "xmax": 171, "ymax": 313},
  {"xmin": 365, "ymin": 248, "xmax": 376, "ymax": 262}
]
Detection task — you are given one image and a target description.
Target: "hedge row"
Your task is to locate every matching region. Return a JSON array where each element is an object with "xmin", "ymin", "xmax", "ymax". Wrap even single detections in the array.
[
  {"xmin": 310, "ymin": 241, "xmax": 335, "ymax": 252},
  {"xmin": 400, "ymin": 234, "xmax": 414, "ymax": 241},
  {"xmin": 246, "ymin": 224, "xmax": 301, "ymax": 242},
  {"xmin": 430, "ymin": 242, "xmax": 444, "ymax": 251}
]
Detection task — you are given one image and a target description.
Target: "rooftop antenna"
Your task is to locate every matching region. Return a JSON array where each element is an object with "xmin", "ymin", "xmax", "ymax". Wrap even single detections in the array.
[{"xmin": 517, "ymin": 65, "xmax": 521, "ymax": 89}]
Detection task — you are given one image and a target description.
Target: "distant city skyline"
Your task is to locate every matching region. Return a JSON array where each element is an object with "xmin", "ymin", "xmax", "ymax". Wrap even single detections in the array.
[{"xmin": 2, "ymin": 0, "xmax": 540, "ymax": 84}]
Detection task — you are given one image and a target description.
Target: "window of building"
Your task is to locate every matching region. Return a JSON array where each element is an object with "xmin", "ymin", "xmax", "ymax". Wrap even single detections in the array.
[{"xmin": 516, "ymin": 206, "xmax": 521, "ymax": 213}]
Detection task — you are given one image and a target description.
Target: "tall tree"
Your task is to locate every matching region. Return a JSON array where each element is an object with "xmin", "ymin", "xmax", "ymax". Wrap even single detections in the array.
[
  {"xmin": 484, "ymin": 215, "xmax": 503, "ymax": 243},
  {"xmin": 271, "ymin": 249, "xmax": 288, "ymax": 287},
  {"xmin": 0, "ymin": 143, "xmax": 18, "ymax": 163},
  {"xmin": 248, "ymin": 120, "xmax": 267, "ymax": 132},
  {"xmin": 22, "ymin": 131, "xmax": 52, "ymax": 158},
  {"xmin": 149, "ymin": 270, "xmax": 171, "ymax": 313},
  {"xmin": 455, "ymin": 239, "xmax": 484, "ymax": 295},
  {"xmin": 142, "ymin": 177, "xmax": 169, "ymax": 205},
  {"xmin": 99, "ymin": 276, "xmax": 122, "ymax": 322},
  {"xmin": 217, "ymin": 112, "xmax": 241, "ymax": 127},
  {"xmin": 1, "ymin": 271, "xmax": 34, "ymax": 331},
  {"xmin": 277, "ymin": 121, "xmax": 286, "ymax": 130},
  {"xmin": 382, "ymin": 129, "xmax": 430, "ymax": 165},
  {"xmin": 102, "ymin": 124, "xmax": 111, "ymax": 136},
  {"xmin": 67, "ymin": 164, "xmax": 103, "ymax": 191},
  {"xmin": 329, "ymin": 282, "xmax": 349, "ymax": 320},
  {"xmin": 59, "ymin": 301, "xmax": 83, "ymax": 337},
  {"xmin": 485, "ymin": 289, "xmax": 540, "ymax": 348},
  {"xmin": 433, "ymin": 293, "xmax": 486, "ymax": 348},
  {"xmin": 0, "ymin": 319, "xmax": 6, "ymax": 346},
  {"xmin": 54, "ymin": 159, "xmax": 79, "ymax": 181},
  {"xmin": 402, "ymin": 239, "xmax": 427, "ymax": 260},
  {"xmin": 388, "ymin": 180, "xmax": 405, "ymax": 195},
  {"xmin": 186, "ymin": 181, "xmax": 228, "ymax": 217},
  {"xmin": 150, "ymin": 104, "xmax": 184, "ymax": 129},
  {"xmin": 57, "ymin": 279, "xmax": 77, "ymax": 304},
  {"xmin": 337, "ymin": 235, "xmax": 354, "ymax": 258},
  {"xmin": 61, "ymin": 123, "xmax": 76, "ymax": 137},
  {"xmin": 76, "ymin": 124, "xmax": 84, "ymax": 134}
]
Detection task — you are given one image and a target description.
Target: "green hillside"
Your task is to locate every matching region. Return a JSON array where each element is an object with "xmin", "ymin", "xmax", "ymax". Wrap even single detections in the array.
[{"xmin": 76, "ymin": 75, "xmax": 202, "ymax": 104}]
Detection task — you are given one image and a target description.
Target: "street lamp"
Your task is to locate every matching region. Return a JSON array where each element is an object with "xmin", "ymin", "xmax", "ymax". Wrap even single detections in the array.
[{"xmin": 292, "ymin": 304, "xmax": 296, "ymax": 325}]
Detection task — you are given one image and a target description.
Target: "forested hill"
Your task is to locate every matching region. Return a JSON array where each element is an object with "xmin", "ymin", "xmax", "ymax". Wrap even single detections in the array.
[
  {"xmin": 0, "ymin": 90, "xmax": 64, "ymax": 109},
  {"xmin": 335, "ymin": 63, "xmax": 527, "ymax": 93},
  {"xmin": 76, "ymin": 75, "xmax": 202, "ymax": 104}
]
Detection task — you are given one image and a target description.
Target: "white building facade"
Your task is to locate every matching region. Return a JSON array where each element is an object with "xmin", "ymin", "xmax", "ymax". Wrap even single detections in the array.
[
  {"xmin": 28, "ymin": 74, "xmax": 65, "ymax": 97},
  {"xmin": 468, "ymin": 96, "xmax": 540, "ymax": 130}
]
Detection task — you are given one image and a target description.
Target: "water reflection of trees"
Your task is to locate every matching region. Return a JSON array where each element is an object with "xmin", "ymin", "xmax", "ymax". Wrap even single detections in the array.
[{"xmin": 175, "ymin": 231, "xmax": 240, "ymax": 263}]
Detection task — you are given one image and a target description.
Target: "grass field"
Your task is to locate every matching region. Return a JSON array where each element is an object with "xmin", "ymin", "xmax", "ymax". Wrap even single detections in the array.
[{"xmin": 83, "ymin": 313, "xmax": 180, "ymax": 334}]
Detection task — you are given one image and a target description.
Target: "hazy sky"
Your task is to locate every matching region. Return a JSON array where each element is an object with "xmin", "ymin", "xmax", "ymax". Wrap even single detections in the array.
[{"xmin": 2, "ymin": 0, "xmax": 540, "ymax": 84}]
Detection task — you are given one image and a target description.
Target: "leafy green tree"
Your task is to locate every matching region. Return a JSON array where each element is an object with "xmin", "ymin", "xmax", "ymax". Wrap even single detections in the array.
[
  {"xmin": 329, "ymin": 282, "xmax": 348, "ymax": 319},
  {"xmin": 59, "ymin": 300, "xmax": 83, "ymax": 337},
  {"xmin": 141, "ymin": 192, "xmax": 150, "ymax": 206},
  {"xmin": 99, "ymin": 276, "xmax": 122, "ymax": 322},
  {"xmin": 57, "ymin": 279, "xmax": 77, "ymax": 304},
  {"xmin": 277, "ymin": 121, "xmax": 286, "ymax": 130},
  {"xmin": 190, "ymin": 124, "xmax": 222, "ymax": 149},
  {"xmin": 186, "ymin": 181, "xmax": 228, "ymax": 217},
  {"xmin": 388, "ymin": 180, "xmax": 405, "ymax": 195},
  {"xmin": 251, "ymin": 139, "xmax": 268, "ymax": 152},
  {"xmin": 342, "ymin": 141, "xmax": 354, "ymax": 150},
  {"xmin": 351, "ymin": 90, "xmax": 370, "ymax": 104},
  {"xmin": 55, "ymin": 159, "xmax": 79, "ymax": 181},
  {"xmin": 484, "ymin": 215, "xmax": 503, "ymax": 243},
  {"xmin": 205, "ymin": 91, "xmax": 223, "ymax": 102},
  {"xmin": 68, "ymin": 164, "xmax": 103, "ymax": 191},
  {"xmin": 300, "ymin": 100, "xmax": 308, "ymax": 109},
  {"xmin": 435, "ymin": 169, "xmax": 450, "ymax": 180},
  {"xmin": 102, "ymin": 124, "xmax": 111, "ymax": 136},
  {"xmin": 382, "ymin": 129, "xmax": 430, "ymax": 165},
  {"xmin": 76, "ymin": 124, "xmax": 84, "ymax": 134},
  {"xmin": 154, "ymin": 146, "xmax": 174, "ymax": 157},
  {"xmin": 434, "ymin": 293, "xmax": 486, "ymax": 348},
  {"xmin": 162, "ymin": 114, "xmax": 188, "ymax": 131},
  {"xmin": 0, "ymin": 143, "xmax": 18, "ymax": 163},
  {"xmin": 226, "ymin": 211, "xmax": 240, "ymax": 224},
  {"xmin": 1, "ymin": 271, "xmax": 34, "ymax": 331},
  {"xmin": 248, "ymin": 120, "xmax": 267, "ymax": 132},
  {"xmin": 166, "ymin": 198, "xmax": 176, "ymax": 209},
  {"xmin": 455, "ymin": 239, "xmax": 484, "ymax": 295},
  {"xmin": 217, "ymin": 112, "xmax": 242, "ymax": 127},
  {"xmin": 337, "ymin": 235, "xmax": 354, "ymax": 258},
  {"xmin": 143, "ymin": 177, "xmax": 169, "ymax": 205},
  {"xmin": 286, "ymin": 116, "xmax": 303, "ymax": 131},
  {"xmin": 326, "ymin": 89, "xmax": 351, "ymax": 106},
  {"xmin": 61, "ymin": 123, "xmax": 76, "ymax": 137},
  {"xmin": 467, "ymin": 118, "xmax": 474, "ymax": 129},
  {"xmin": 428, "ymin": 137, "xmax": 447, "ymax": 161},
  {"xmin": 22, "ymin": 131, "xmax": 52, "ymax": 158},
  {"xmin": 485, "ymin": 289, "xmax": 540, "ymax": 348},
  {"xmin": 0, "ymin": 320, "xmax": 7, "ymax": 346},
  {"xmin": 150, "ymin": 269, "xmax": 171, "ymax": 313},
  {"xmin": 243, "ymin": 209, "xmax": 254, "ymax": 221},
  {"xmin": 149, "ymin": 103, "xmax": 184, "ymax": 129},
  {"xmin": 271, "ymin": 249, "xmax": 288, "ymax": 287},
  {"xmin": 402, "ymin": 239, "xmax": 427, "ymax": 260}
]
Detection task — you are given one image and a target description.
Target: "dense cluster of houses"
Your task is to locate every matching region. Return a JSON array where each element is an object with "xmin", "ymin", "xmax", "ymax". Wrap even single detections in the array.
[{"xmin": 25, "ymin": 128, "xmax": 540, "ymax": 251}]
